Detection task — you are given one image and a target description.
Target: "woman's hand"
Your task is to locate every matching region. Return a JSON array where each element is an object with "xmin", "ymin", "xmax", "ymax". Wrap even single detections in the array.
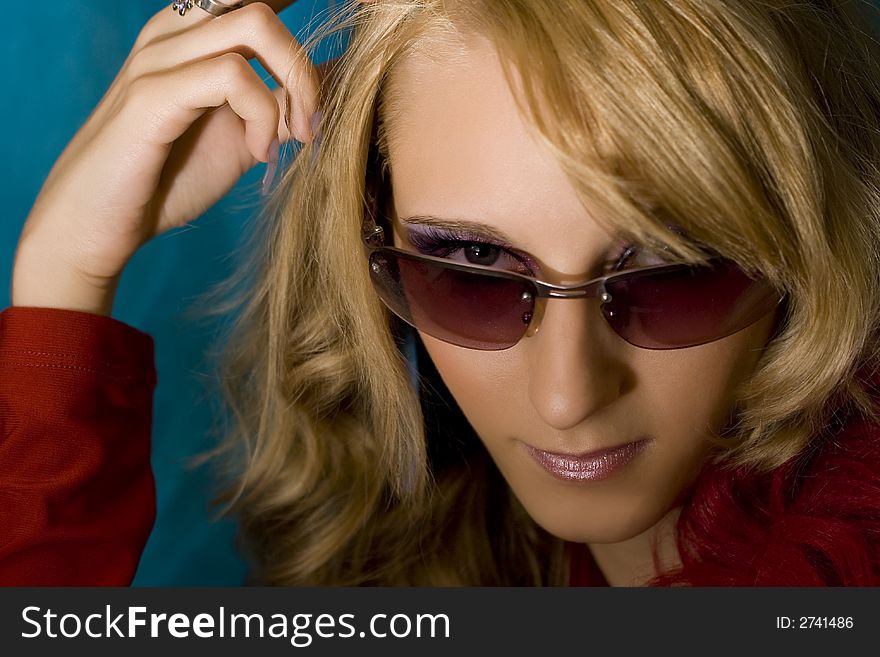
[{"xmin": 12, "ymin": 1, "xmax": 319, "ymax": 316}]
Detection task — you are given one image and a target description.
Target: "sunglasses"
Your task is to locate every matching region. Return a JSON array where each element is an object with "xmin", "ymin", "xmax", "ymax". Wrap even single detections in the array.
[{"xmin": 361, "ymin": 152, "xmax": 785, "ymax": 352}]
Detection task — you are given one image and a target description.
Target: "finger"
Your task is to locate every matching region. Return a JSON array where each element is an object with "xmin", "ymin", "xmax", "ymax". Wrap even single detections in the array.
[
  {"xmin": 130, "ymin": 2, "xmax": 318, "ymax": 142},
  {"xmin": 127, "ymin": 52, "xmax": 282, "ymax": 163},
  {"xmin": 135, "ymin": 0, "xmax": 237, "ymax": 51},
  {"xmin": 136, "ymin": 0, "xmax": 275, "ymax": 47}
]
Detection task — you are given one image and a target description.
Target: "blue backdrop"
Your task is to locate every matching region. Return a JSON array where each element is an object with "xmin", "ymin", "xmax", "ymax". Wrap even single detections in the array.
[{"xmin": 2, "ymin": 1, "xmax": 340, "ymax": 585}]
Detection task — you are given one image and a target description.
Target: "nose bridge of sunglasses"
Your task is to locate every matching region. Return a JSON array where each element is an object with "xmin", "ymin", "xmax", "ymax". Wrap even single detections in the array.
[{"xmin": 522, "ymin": 286, "xmax": 613, "ymax": 339}]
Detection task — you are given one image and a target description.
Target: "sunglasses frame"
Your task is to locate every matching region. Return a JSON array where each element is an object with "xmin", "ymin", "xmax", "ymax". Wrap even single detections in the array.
[
  {"xmin": 360, "ymin": 141, "xmax": 786, "ymax": 350},
  {"xmin": 366, "ymin": 221, "xmax": 734, "ymax": 341}
]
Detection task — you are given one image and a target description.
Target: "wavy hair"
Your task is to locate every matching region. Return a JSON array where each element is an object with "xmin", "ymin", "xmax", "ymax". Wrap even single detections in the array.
[{"xmin": 199, "ymin": 0, "xmax": 880, "ymax": 585}]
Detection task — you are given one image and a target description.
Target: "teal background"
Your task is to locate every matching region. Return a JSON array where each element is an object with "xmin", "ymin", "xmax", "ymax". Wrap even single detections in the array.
[{"xmin": 1, "ymin": 1, "xmax": 341, "ymax": 585}]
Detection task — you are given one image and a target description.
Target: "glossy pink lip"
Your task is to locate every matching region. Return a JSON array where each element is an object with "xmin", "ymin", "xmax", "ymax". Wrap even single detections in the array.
[{"xmin": 524, "ymin": 438, "xmax": 650, "ymax": 482}]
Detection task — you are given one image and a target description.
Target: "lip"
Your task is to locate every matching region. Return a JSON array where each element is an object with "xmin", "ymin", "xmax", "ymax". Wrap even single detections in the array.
[{"xmin": 524, "ymin": 438, "xmax": 650, "ymax": 482}]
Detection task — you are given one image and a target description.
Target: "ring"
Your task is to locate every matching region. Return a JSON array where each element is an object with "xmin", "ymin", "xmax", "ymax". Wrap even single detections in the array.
[{"xmin": 171, "ymin": 0, "xmax": 246, "ymax": 17}]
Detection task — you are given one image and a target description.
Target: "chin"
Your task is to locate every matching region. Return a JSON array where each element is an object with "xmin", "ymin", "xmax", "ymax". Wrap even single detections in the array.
[{"xmin": 512, "ymin": 488, "xmax": 672, "ymax": 545}]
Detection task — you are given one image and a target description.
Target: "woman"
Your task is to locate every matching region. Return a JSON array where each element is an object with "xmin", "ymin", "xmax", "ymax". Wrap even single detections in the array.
[{"xmin": 4, "ymin": 0, "xmax": 880, "ymax": 585}]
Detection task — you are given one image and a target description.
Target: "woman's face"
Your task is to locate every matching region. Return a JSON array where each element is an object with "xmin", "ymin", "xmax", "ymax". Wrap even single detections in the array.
[{"xmin": 383, "ymin": 36, "xmax": 777, "ymax": 544}]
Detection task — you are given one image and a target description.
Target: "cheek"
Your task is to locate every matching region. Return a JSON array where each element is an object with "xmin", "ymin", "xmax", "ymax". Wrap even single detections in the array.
[
  {"xmin": 418, "ymin": 334, "xmax": 525, "ymax": 433},
  {"xmin": 633, "ymin": 315, "xmax": 773, "ymax": 436}
]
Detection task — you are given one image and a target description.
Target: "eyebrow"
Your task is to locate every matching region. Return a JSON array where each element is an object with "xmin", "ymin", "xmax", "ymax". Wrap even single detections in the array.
[{"xmin": 397, "ymin": 215, "xmax": 514, "ymax": 244}]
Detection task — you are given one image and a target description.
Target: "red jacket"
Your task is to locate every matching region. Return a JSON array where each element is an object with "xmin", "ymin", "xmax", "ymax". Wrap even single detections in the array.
[
  {"xmin": 0, "ymin": 306, "xmax": 155, "ymax": 585},
  {"xmin": 1, "ymin": 306, "xmax": 878, "ymax": 586}
]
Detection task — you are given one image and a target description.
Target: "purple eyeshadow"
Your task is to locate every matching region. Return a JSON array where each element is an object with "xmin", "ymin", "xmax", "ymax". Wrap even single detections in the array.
[{"xmin": 401, "ymin": 223, "xmax": 541, "ymax": 274}]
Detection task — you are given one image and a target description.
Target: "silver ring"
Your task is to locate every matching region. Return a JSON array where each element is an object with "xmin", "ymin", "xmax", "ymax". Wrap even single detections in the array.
[{"xmin": 171, "ymin": 0, "xmax": 246, "ymax": 18}]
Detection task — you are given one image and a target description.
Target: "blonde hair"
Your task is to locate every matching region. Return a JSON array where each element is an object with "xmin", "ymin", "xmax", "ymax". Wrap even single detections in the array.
[{"xmin": 200, "ymin": 0, "xmax": 880, "ymax": 585}]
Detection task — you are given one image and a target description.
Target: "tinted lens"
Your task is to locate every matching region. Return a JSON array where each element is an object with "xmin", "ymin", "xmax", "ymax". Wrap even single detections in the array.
[
  {"xmin": 602, "ymin": 261, "xmax": 781, "ymax": 349},
  {"xmin": 369, "ymin": 250, "xmax": 535, "ymax": 350}
]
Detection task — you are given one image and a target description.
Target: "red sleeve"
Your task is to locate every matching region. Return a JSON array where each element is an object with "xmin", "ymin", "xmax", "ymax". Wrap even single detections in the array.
[{"xmin": 0, "ymin": 306, "xmax": 157, "ymax": 586}]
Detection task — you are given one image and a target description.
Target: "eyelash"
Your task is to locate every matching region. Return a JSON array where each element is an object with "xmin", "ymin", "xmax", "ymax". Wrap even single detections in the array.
[{"xmin": 404, "ymin": 225, "xmax": 642, "ymax": 275}]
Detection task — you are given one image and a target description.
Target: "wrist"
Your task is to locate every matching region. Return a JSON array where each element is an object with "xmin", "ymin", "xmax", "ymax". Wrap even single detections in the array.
[{"xmin": 11, "ymin": 240, "xmax": 121, "ymax": 317}]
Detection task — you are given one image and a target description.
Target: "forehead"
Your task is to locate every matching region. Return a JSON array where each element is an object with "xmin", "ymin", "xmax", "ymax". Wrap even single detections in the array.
[{"xmin": 382, "ymin": 34, "xmax": 617, "ymax": 277}]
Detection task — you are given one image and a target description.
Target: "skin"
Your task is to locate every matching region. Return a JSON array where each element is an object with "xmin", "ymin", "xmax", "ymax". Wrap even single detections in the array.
[
  {"xmin": 384, "ymin": 34, "xmax": 777, "ymax": 586},
  {"xmin": 12, "ymin": 0, "xmax": 320, "ymax": 316}
]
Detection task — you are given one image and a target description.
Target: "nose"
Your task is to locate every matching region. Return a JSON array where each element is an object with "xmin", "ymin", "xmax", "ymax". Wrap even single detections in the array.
[{"xmin": 526, "ymin": 297, "xmax": 627, "ymax": 431}]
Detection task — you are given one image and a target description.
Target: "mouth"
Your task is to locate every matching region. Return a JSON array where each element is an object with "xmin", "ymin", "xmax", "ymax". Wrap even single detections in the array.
[{"xmin": 523, "ymin": 438, "xmax": 650, "ymax": 482}]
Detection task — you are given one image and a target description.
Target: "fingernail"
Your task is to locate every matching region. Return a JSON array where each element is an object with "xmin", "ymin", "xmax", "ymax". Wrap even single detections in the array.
[
  {"xmin": 283, "ymin": 91, "xmax": 292, "ymax": 138},
  {"xmin": 261, "ymin": 138, "xmax": 280, "ymax": 197},
  {"xmin": 309, "ymin": 110, "xmax": 323, "ymax": 141},
  {"xmin": 309, "ymin": 111, "xmax": 323, "ymax": 165}
]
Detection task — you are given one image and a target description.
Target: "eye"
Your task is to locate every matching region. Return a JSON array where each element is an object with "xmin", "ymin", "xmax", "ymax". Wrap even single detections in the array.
[
  {"xmin": 404, "ymin": 226, "xmax": 535, "ymax": 275},
  {"xmin": 461, "ymin": 242, "xmax": 503, "ymax": 267},
  {"xmin": 612, "ymin": 243, "xmax": 676, "ymax": 271},
  {"xmin": 609, "ymin": 223, "xmax": 706, "ymax": 273}
]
